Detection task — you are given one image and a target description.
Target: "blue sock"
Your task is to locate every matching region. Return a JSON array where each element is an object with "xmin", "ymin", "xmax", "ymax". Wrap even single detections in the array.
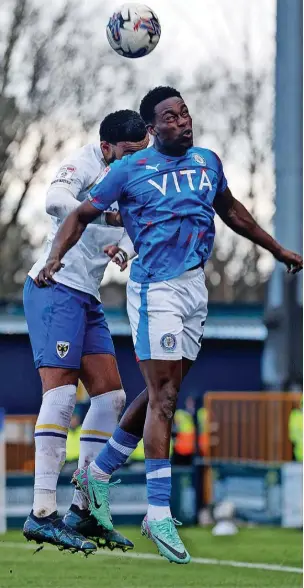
[
  {"xmin": 145, "ymin": 459, "xmax": 171, "ymax": 506},
  {"xmin": 94, "ymin": 426, "xmax": 140, "ymax": 475}
]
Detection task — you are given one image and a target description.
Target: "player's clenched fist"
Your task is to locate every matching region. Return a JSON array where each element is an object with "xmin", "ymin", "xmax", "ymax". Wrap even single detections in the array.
[
  {"xmin": 104, "ymin": 245, "xmax": 129, "ymax": 271},
  {"xmin": 34, "ymin": 257, "xmax": 65, "ymax": 287},
  {"xmin": 274, "ymin": 248, "xmax": 303, "ymax": 274}
]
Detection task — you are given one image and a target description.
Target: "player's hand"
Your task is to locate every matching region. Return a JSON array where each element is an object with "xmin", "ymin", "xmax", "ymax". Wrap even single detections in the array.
[
  {"xmin": 275, "ymin": 248, "xmax": 303, "ymax": 274},
  {"xmin": 105, "ymin": 211, "xmax": 123, "ymax": 227},
  {"xmin": 104, "ymin": 245, "xmax": 128, "ymax": 271},
  {"xmin": 34, "ymin": 257, "xmax": 65, "ymax": 287}
]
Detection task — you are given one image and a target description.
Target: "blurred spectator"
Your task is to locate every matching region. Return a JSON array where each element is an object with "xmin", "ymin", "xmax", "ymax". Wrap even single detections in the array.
[
  {"xmin": 173, "ymin": 397, "xmax": 209, "ymax": 465},
  {"xmin": 288, "ymin": 397, "xmax": 303, "ymax": 462},
  {"xmin": 130, "ymin": 438, "xmax": 145, "ymax": 464},
  {"xmin": 197, "ymin": 405, "xmax": 208, "ymax": 457},
  {"xmin": 66, "ymin": 409, "xmax": 82, "ymax": 464},
  {"xmin": 173, "ymin": 397, "xmax": 196, "ymax": 465}
]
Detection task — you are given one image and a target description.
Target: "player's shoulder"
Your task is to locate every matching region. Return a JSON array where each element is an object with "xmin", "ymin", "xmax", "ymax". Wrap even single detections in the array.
[
  {"xmin": 59, "ymin": 143, "xmax": 103, "ymax": 176},
  {"xmin": 191, "ymin": 146, "xmax": 224, "ymax": 170},
  {"xmin": 123, "ymin": 146, "xmax": 154, "ymax": 167}
]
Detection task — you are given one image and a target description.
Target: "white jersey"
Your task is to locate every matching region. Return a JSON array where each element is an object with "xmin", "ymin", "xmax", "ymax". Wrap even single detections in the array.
[{"xmin": 29, "ymin": 143, "xmax": 134, "ymax": 301}]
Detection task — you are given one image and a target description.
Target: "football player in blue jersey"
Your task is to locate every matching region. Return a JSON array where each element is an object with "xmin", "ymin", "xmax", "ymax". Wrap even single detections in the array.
[
  {"xmin": 22, "ymin": 110, "xmax": 149, "ymax": 556},
  {"xmin": 38, "ymin": 86, "xmax": 302, "ymax": 563}
]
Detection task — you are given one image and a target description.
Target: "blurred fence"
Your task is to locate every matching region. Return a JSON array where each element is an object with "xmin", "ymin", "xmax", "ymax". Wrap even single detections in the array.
[
  {"xmin": 4, "ymin": 392, "xmax": 302, "ymax": 473},
  {"xmin": 5, "ymin": 416, "xmax": 35, "ymax": 473},
  {"xmin": 204, "ymin": 392, "xmax": 302, "ymax": 463}
]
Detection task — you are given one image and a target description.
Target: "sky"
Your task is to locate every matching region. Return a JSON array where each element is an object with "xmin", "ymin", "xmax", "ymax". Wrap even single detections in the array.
[{"xmin": 14, "ymin": 0, "xmax": 276, "ymax": 284}]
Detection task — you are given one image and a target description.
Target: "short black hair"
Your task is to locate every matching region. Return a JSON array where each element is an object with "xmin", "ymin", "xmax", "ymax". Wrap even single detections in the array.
[
  {"xmin": 140, "ymin": 86, "xmax": 183, "ymax": 124},
  {"xmin": 99, "ymin": 109, "xmax": 147, "ymax": 143}
]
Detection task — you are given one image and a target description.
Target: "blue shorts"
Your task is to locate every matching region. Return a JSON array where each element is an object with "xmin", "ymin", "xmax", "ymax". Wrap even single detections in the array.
[{"xmin": 23, "ymin": 277, "xmax": 115, "ymax": 369}]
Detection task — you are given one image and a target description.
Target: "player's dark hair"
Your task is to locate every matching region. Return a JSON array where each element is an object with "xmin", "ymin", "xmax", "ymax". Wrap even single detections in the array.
[
  {"xmin": 99, "ymin": 110, "xmax": 147, "ymax": 144},
  {"xmin": 140, "ymin": 86, "xmax": 183, "ymax": 124}
]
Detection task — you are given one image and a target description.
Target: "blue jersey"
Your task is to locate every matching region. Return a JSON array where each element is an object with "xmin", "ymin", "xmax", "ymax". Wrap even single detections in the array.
[{"xmin": 89, "ymin": 146, "xmax": 227, "ymax": 283}]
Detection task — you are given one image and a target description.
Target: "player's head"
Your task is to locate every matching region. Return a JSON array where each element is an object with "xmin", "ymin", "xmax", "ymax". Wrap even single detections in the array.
[
  {"xmin": 140, "ymin": 86, "xmax": 193, "ymax": 154},
  {"xmin": 99, "ymin": 110, "xmax": 149, "ymax": 164}
]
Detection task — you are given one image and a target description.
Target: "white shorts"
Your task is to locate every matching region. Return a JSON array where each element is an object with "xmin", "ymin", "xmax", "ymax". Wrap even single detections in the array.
[{"xmin": 127, "ymin": 268, "xmax": 208, "ymax": 361}]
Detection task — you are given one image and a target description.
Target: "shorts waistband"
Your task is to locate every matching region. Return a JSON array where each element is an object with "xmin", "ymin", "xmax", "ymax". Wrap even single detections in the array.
[
  {"xmin": 188, "ymin": 262, "xmax": 204, "ymax": 271},
  {"xmin": 173, "ymin": 266, "xmax": 205, "ymax": 282}
]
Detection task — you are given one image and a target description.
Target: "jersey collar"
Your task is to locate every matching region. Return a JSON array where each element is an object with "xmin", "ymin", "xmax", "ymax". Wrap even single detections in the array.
[{"xmin": 93, "ymin": 143, "xmax": 106, "ymax": 166}]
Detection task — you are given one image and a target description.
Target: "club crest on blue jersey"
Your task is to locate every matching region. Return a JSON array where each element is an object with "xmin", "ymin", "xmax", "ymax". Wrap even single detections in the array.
[
  {"xmin": 56, "ymin": 341, "xmax": 70, "ymax": 358},
  {"xmin": 192, "ymin": 153, "xmax": 206, "ymax": 166},
  {"xmin": 160, "ymin": 333, "xmax": 177, "ymax": 352}
]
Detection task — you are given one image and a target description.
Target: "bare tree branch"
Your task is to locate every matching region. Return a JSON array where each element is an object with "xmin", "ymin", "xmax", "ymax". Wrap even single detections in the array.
[{"xmin": 0, "ymin": 0, "xmax": 27, "ymax": 94}]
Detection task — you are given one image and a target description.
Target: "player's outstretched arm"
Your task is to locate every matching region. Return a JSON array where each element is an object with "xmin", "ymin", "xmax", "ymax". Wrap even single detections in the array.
[
  {"xmin": 34, "ymin": 200, "xmax": 100, "ymax": 287},
  {"xmin": 213, "ymin": 187, "xmax": 303, "ymax": 274},
  {"xmin": 104, "ymin": 230, "xmax": 136, "ymax": 272}
]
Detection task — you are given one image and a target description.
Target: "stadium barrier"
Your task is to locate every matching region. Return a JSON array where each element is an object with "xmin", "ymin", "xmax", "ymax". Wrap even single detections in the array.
[
  {"xmin": 201, "ymin": 392, "xmax": 303, "ymax": 527},
  {"xmin": 204, "ymin": 391, "xmax": 302, "ymax": 463},
  {"xmin": 5, "ymin": 415, "xmax": 36, "ymax": 473},
  {"xmin": 3, "ymin": 393, "xmax": 303, "ymax": 528},
  {"xmin": 4, "ymin": 392, "xmax": 302, "ymax": 472}
]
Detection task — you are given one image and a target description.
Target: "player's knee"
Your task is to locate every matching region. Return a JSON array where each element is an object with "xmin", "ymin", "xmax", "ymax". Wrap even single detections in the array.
[
  {"xmin": 150, "ymin": 383, "xmax": 178, "ymax": 421},
  {"xmin": 113, "ymin": 388, "xmax": 126, "ymax": 419},
  {"xmin": 161, "ymin": 392, "xmax": 177, "ymax": 421},
  {"xmin": 89, "ymin": 387, "xmax": 126, "ymax": 420}
]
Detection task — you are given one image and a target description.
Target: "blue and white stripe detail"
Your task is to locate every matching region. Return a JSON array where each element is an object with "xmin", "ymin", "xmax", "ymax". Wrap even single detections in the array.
[
  {"xmin": 135, "ymin": 283, "xmax": 151, "ymax": 359},
  {"xmin": 146, "ymin": 459, "xmax": 172, "ymax": 507},
  {"xmin": 95, "ymin": 426, "xmax": 140, "ymax": 475},
  {"xmin": 146, "ymin": 467, "xmax": 172, "ymax": 479},
  {"xmin": 108, "ymin": 437, "xmax": 135, "ymax": 456}
]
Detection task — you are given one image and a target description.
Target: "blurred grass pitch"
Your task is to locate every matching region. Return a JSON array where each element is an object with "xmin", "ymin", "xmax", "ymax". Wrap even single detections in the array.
[{"xmin": 0, "ymin": 526, "xmax": 302, "ymax": 587}]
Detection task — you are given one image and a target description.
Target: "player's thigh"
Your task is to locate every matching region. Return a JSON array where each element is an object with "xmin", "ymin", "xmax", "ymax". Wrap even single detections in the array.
[
  {"xmin": 182, "ymin": 357, "xmax": 194, "ymax": 380},
  {"xmin": 82, "ymin": 299, "xmax": 121, "ymax": 396},
  {"xmin": 23, "ymin": 276, "xmax": 87, "ymax": 374},
  {"xmin": 127, "ymin": 279, "xmax": 184, "ymax": 361},
  {"xmin": 182, "ymin": 275, "xmax": 208, "ymax": 361},
  {"xmin": 80, "ymin": 353, "xmax": 122, "ymax": 397},
  {"xmin": 39, "ymin": 367, "xmax": 79, "ymax": 394}
]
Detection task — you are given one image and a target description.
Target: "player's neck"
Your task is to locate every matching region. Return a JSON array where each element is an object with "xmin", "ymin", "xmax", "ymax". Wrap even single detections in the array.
[{"xmin": 153, "ymin": 138, "xmax": 188, "ymax": 158}]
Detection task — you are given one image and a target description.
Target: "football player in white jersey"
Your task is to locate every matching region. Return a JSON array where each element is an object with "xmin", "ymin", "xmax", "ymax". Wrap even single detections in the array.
[{"xmin": 23, "ymin": 110, "xmax": 149, "ymax": 555}]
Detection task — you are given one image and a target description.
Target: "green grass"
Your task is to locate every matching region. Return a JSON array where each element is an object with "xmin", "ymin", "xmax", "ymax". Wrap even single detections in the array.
[{"xmin": 0, "ymin": 527, "xmax": 302, "ymax": 588}]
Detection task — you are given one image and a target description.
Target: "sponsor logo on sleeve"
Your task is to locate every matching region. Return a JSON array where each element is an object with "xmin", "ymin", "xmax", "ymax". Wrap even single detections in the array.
[
  {"xmin": 56, "ymin": 165, "xmax": 76, "ymax": 180},
  {"xmin": 51, "ymin": 165, "xmax": 76, "ymax": 186}
]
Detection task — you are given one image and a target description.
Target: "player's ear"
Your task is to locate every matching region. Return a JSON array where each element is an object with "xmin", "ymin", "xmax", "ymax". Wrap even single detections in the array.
[
  {"xmin": 100, "ymin": 141, "xmax": 112, "ymax": 162},
  {"xmin": 146, "ymin": 124, "xmax": 156, "ymax": 137}
]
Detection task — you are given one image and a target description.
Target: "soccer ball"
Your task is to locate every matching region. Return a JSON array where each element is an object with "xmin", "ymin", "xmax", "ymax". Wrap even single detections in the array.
[{"xmin": 106, "ymin": 3, "xmax": 161, "ymax": 59}]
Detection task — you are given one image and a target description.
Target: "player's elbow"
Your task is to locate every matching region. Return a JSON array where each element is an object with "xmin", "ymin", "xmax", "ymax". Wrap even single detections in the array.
[
  {"xmin": 45, "ymin": 188, "xmax": 69, "ymax": 218},
  {"xmin": 46, "ymin": 187, "xmax": 78, "ymax": 218},
  {"xmin": 226, "ymin": 208, "xmax": 256, "ymax": 235},
  {"xmin": 46, "ymin": 192, "xmax": 61, "ymax": 217}
]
